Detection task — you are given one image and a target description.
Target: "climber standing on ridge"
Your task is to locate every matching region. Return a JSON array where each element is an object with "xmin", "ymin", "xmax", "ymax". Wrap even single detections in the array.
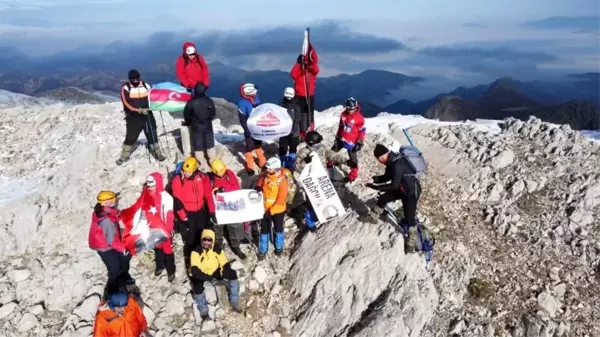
[
  {"xmin": 207, "ymin": 159, "xmax": 248, "ymax": 260},
  {"xmin": 190, "ymin": 229, "xmax": 242, "ymax": 320},
  {"xmin": 88, "ymin": 191, "xmax": 135, "ymax": 298},
  {"xmin": 176, "ymin": 42, "xmax": 210, "ymax": 93},
  {"xmin": 279, "ymin": 87, "xmax": 302, "ymax": 169},
  {"xmin": 183, "ymin": 82, "xmax": 217, "ymax": 171},
  {"xmin": 365, "ymin": 144, "xmax": 421, "ymax": 227},
  {"xmin": 92, "ymin": 291, "xmax": 150, "ymax": 337},
  {"xmin": 238, "ymin": 83, "xmax": 266, "ymax": 175},
  {"xmin": 116, "ymin": 69, "xmax": 166, "ymax": 165},
  {"xmin": 290, "ymin": 43, "xmax": 319, "ymax": 139},
  {"xmin": 171, "ymin": 157, "xmax": 217, "ymax": 271},
  {"xmin": 295, "ymin": 131, "xmax": 329, "ymax": 232},
  {"xmin": 327, "ymin": 97, "xmax": 366, "ymax": 182},
  {"xmin": 142, "ymin": 173, "xmax": 177, "ymax": 282},
  {"xmin": 256, "ymin": 157, "xmax": 290, "ymax": 259}
]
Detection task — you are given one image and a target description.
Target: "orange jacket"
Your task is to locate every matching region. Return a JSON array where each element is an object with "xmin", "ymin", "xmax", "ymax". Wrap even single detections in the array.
[
  {"xmin": 93, "ymin": 297, "xmax": 147, "ymax": 337},
  {"xmin": 257, "ymin": 171, "xmax": 289, "ymax": 215}
]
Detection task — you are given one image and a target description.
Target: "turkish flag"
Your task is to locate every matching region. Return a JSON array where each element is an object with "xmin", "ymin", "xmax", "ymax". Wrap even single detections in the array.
[{"xmin": 119, "ymin": 189, "xmax": 168, "ymax": 256}]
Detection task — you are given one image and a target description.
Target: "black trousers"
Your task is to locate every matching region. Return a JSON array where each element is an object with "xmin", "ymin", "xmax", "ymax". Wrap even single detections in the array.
[
  {"xmin": 330, "ymin": 139, "xmax": 358, "ymax": 168},
  {"xmin": 179, "ymin": 209, "xmax": 208, "ymax": 270},
  {"xmin": 192, "ymin": 129, "xmax": 215, "ymax": 151},
  {"xmin": 214, "ymin": 223, "xmax": 242, "ymax": 251},
  {"xmin": 279, "ymin": 135, "xmax": 300, "ymax": 156},
  {"xmin": 376, "ymin": 191, "xmax": 419, "ymax": 227},
  {"xmin": 98, "ymin": 249, "xmax": 133, "ymax": 295},
  {"xmin": 295, "ymin": 95, "xmax": 315, "ymax": 133},
  {"xmin": 154, "ymin": 248, "xmax": 176, "ymax": 275},
  {"xmin": 260, "ymin": 212, "xmax": 285, "ymax": 234},
  {"xmin": 124, "ymin": 113, "xmax": 158, "ymax": 146},
  {"xmin": 244, "ymin": 137, "xmax": 263, "ymax": 152}
]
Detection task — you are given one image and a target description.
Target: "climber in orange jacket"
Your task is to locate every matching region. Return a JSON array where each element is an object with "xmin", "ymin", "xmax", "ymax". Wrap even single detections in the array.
[
  {"xmin": 255, "ymin": 156, "xmax": 290, "ymax": 259},
  {"xmin": 93, "ymin": 292, "xmax": 149, "ymax": 337}
]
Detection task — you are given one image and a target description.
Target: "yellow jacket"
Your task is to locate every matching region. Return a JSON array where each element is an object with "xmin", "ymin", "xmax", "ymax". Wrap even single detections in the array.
[
  {"xmin": 190, "ymin": 229, "xmax": 228, "ymax": 278},
  {"xmin": 257, "ymin": 170, "xmax": 289, "ymax": 215}
]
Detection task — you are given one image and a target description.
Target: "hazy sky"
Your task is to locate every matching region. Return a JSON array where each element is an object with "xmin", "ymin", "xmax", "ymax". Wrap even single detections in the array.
[{"xmin": 0, "ymin": 0, "xmax": 598, "ymax": 87}]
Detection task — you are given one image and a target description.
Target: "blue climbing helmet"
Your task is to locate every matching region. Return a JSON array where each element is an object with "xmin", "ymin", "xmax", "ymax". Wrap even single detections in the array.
[{"xmin": 108, "ymin": 292, "xmax": 128, "ymax": 310}]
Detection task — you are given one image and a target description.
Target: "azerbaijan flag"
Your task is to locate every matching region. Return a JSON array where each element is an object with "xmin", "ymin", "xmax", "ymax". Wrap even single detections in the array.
[{"xmin": 148, "ymin": 82, "xmax": 192, "ymax": 113}]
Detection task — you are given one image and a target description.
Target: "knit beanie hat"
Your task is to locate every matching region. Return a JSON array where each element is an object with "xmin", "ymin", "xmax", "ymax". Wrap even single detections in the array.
[
  {"xmin": 373, "ymin": 144, "xmax": 389, "ymax": 158},
  {"xmin": 128, "ymin": 69, "xmax": 140, "ymax": 80},
  {"xmin": 108, "ymin": 292, "xmax": 128, "ymax": 310}
]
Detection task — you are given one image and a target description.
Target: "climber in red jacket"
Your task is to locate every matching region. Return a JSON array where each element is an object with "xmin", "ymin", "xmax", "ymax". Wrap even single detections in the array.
[
  {"xmin": 327, "ymin": 97, "xmax": 366, "ymax": 182},
  {"xmin": 290, "ymin": 43, "xmax": 319, "ymax": 139},
  {"xmin": 176, "ymin": 42, "xmax": 210, "ymax": 92}
]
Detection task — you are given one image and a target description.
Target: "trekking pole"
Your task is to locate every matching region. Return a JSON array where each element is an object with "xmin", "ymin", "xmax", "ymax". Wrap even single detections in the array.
[
  {"xmin": 145, "ymin": 119, "xmax": 152, "ymax": 164},
  {"xmin": 402, "ymin": 128, "xmax": 415, "ymax": 147},
  {"xmin": 158, "ymin": 111, "xmax": 173, "ymax": 156}
]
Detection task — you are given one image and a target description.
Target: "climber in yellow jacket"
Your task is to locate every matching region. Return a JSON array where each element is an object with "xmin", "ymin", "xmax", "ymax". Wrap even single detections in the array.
[
  {"xmin": 189, "ymin": 229, "xmax": 241, "ymax": 319},
  {"xmin": 255, "ymin": 156, "xmax": 290, "ymax": 259}
]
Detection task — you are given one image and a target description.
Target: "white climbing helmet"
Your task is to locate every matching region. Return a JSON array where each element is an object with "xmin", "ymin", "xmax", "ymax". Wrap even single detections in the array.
[
  {"xmin": 265, "ymin": 157, "xmax": 281, "ymax": 170},
  {"xmin": 241, "ymin": 83, "xmax": 257, "ymax": 96},
  {"xmin": 283, "ymin": 87, "xmax": 295, "ymax": 99}
]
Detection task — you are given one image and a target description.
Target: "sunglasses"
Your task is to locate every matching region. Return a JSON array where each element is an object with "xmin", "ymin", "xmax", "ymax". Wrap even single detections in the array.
[{"xmin": 202, "ymin": 238, "xmax": 213, "ymax": 242}]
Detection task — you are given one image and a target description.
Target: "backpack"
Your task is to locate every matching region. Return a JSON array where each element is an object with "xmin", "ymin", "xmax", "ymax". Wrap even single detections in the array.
[
  {"xmin": 281, "ymin": 168, "xmax": 297, "ymax": 205},
  {"xmin": 399, "ymin": 145, "xmax": 427, "ymax": 178}
]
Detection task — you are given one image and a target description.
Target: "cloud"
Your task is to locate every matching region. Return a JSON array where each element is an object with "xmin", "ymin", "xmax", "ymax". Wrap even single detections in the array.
[
  {"xmin": 523, "ymin": 16, "xmax": 600, "ymax": 30},
  {"xmin": 418, "ymin": 46, "xmax": 558, "ymax": 63}
]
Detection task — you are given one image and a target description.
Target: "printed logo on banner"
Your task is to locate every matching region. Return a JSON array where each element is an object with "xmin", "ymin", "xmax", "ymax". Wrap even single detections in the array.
[
  {"xmin": 256, "ymin": 111, "xmax": 280, "ymax": 127},
  {"xmin": 248, "ymin": 191, "xmax": 261, "ymax": 203}
]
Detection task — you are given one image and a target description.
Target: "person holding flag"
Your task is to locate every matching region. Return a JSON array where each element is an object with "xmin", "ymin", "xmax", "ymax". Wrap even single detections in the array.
[
  {"xmin": 88, "ymin": 191, "xmax": 135, "ymax": 298},
  {"xmin": 290, "ymin": 30, "xmax": 319, "ymax": 139},
  {"xmin": 142, "ymin": 172, "xmax": 177, "ymax": 283}
]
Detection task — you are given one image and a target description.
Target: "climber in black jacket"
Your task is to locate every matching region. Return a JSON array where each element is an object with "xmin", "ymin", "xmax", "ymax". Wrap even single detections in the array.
[
  {"xmin": 183, "ymin": 82, "xmax": 217, "ymax": 170},
  {"xmin": 365, "ymin": 144, "xmax": 421, "ymax": 225}
]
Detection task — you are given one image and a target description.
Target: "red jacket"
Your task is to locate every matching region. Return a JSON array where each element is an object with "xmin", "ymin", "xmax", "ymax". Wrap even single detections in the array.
[
  {"xmin": 171, "ymin": 172, "xmax": 216, "ymax": 219},
  {"xmin": 88, "ymin": 207, "xmax": 125, "ymax": 252},
  {"xmin": 208, "ymin": 170, "xmax": 240, "ymax": 192},
  {"xmin": 337, "ymin": 107, "xmax": 366, "ymax": 150},
  {"xmin": 290, "ymin": 44, "xmax": 319, "ymax": 97},
  {"xmin": 176, "ymin": 42, "xmax": 210, "ymax": 89}
]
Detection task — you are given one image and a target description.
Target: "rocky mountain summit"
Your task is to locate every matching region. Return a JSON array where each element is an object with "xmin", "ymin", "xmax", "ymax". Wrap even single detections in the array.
[{"xmin": 0, "ymin": 99, "xmax": 598, "ymax": 337}]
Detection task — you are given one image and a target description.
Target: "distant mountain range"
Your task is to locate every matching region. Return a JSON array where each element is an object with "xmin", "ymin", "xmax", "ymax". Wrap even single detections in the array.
[{"xmin": 0, "ymin": 55, "xmax": 597, "ymax": 130}]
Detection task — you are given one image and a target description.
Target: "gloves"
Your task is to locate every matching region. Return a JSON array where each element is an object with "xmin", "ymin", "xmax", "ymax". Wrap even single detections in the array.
[
  {"xmin": 371, "ymin": 175, "xmax": 381, "ymax": 184},
  {"xmin": 304, "ymin": 154, "xmax": 313, "ymax": 164},
  {"xmin": 213, "ymin": 187, "xmax": 224, "ymax": 195},
  {"xmin": 139, "ymin": 108, "xmax": 150, "ymax": 115},
  {"xmin": 244, "ymin": 137, "xmax": 255, "ymax": 150},
  {"xmin": 366, "ymin": 183, "xmax": 379, "ymax": 190},
  {"xmin": 182, "ymin": 121, "xmax": 190, "ymax": 127},
  {"xmin": 353, "ymin": 141, "xmax": 363, "ymax": 152},
  {"xmin": 209, "ymin": 213, "xmax": 217, "ymax": 225},
  {"xmin": 297, "ymin": 54, "xmax": 305, "ymax": 65}
]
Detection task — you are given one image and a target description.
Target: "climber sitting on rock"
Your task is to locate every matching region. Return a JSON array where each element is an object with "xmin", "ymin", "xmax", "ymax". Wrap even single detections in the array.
[
  {"xmin": 256, "ymin": 157, "xmax": 290, "ymax": 259},
  {"xmin": 327, "ymin": 97, "xmax": 366, "ymax": 182},
  {"xmin": 365, "ymin": 144, "xmax": 421, "ymax": 229},
  {"xmin": 93, "ymin": 291, "xmax": 149, "ymax": 337},
  {"xmin": 88, "ymin": 191, "xmax": 135, "ymax": 298},
  {"xmin": 190, "ymin": 229, "xmax": 241, "ymax": 319},
  {"xmin": 295, "ymin": 131, "xmax": 329, "ymax": 232},
  {"xmin": 143, "ymin": 172, "xmax": 176, "ymax": 282},
  {"xmin": 207, "ymin": 159, "xmax": 247, "ymax": 260},
  {"xmin": 171, "ymin": 156, "xmax": 216, "ymax": 271}
]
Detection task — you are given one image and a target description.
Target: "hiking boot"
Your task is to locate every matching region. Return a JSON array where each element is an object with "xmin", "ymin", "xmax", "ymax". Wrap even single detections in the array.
[
  {"xmin": 154, "ymin": 268, "xmax": 164, "ymax": 277},
  {"xmin": 115, "ymin": 145, "xmax": 132, "ymax": 166},
  {"xmin": 274, "ymin": 249, "xmax": 283, "ymax": 256},
  {"xmin": 308, "ymin": 226, "xmax": 318, "ymax": 233},
  {"xmin": 257, "ymin": 253, "xmax": 266, "ymax": 261},
  {"xmin": 167, "ymin": 274, "xmax": 176, "ymax": 283},
  {"xmin": 366, "ymin": 206, "xmax": 384, "ymax": 224},
  {"xmin": 231, "ymin": 246, "xmax": 247, "ymax": 260},
  {"xmin": 149, "ymin": 144, "xmax": 166, "ymax": 162}
]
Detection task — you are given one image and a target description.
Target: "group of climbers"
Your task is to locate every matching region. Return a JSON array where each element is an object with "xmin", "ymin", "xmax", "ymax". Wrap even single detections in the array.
[{"xmin": 95, "ymin": 39, "xmax": 429, "ymax": 336}]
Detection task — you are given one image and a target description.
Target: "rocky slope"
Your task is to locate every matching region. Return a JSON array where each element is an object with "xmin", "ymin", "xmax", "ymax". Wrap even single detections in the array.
[{"xmin": 0, "ymin": 100, "xmax": 598, "ymax": 337}]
